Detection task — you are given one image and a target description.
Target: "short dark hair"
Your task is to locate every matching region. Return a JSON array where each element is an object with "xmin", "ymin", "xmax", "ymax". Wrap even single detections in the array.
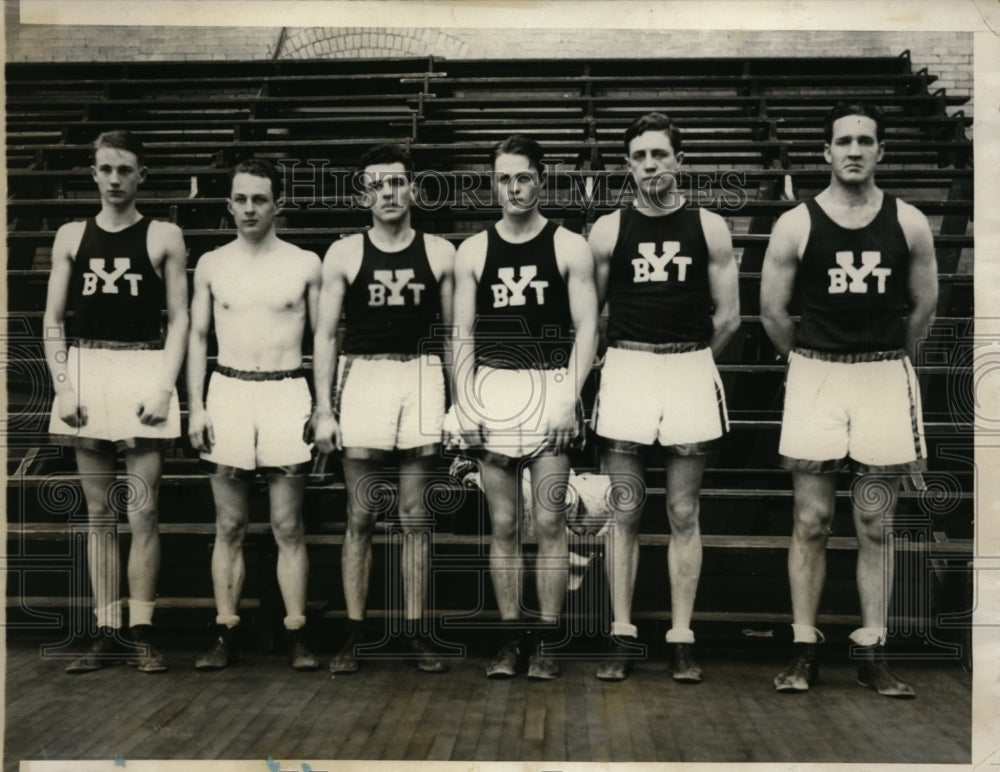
[
  {"xmin": 357, "ymin": 143, "xmax": 413, "ymax": 176},
  {"xmin": 623, "ymin": 113, "xmax": 683, "ymax": 155},
  {"xmin": 93, "ymin": 130, "xmax": 146, "ymax": 167},
  {"xmin": 230, "ymin": 158, "xmax": 283, "ymax": 200},
  {"xmin": 492, "ymin": 134, "xmax": 545, "ymax": 174},
  {"xmin": 824, "ymin": 102, "xmax": 885, "ymax": 144}
]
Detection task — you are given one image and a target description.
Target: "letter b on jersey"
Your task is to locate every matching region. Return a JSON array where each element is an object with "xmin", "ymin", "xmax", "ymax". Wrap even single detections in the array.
[{"xmin": 827, "ymin": 251, "xmax": 891, "ymax": 294}]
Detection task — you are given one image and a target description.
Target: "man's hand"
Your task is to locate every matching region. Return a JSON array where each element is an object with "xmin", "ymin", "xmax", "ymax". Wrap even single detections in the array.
[
  {"xmin": 311, "ymin": 408, "xmax": 342, "ymax": 454},
  {"xmin": 542, "ymin": 392, "xmax": 578, "ymax": 452},
  {"xmin": 137, "ymin": 389, "xmax": 172, "ymax": 426},
  {"xmin": 187, "ymin": 407, "xmax": 215, "ymax": 453},
  {"xmin": 57, "ymin": 389, "xmax": 87, "ymax": 428}
]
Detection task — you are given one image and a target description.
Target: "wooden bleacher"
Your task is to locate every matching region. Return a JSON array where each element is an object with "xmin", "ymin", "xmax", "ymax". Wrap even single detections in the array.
[{"xmin": 4, "ymin": 53, "xmax": 974, "ymax": 655}]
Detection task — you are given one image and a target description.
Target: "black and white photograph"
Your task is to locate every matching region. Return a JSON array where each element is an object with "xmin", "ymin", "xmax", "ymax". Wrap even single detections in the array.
[{"xmin": 3, "ymin": 1, "xmax": 998, "ymax": 770}]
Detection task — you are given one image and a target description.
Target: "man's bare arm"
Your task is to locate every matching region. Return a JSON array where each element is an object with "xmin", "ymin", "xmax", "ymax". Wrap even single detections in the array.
[
  {"xmin": 760, "ymin": 206, "xmax": 808, "ymax": 357},
  {"xmin": 139, "ymin": 222, "xmax": 189, "ymax": 425},
  {"xmin": 311, "ymin": 240, "xmax": 350, "ymax": 453},
  {"xmin": 42, "ymin": 222, "xmax": 86, "ymax": 426},
  {"xmin": 899, "ymin": 200, "xmax": 939, "ymax": 361},
  {"xmin": 186, "ymin": 253, "xmax": 215, "ymax": 452},
  {"xmin": 702, "ymin": 209, "xmax": 741, "ymax": 358}
]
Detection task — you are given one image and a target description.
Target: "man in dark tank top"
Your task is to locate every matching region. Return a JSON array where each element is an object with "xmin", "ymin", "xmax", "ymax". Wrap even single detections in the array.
[
  {"xmin": 451, "ymin": 135, "xmax": 599, "ymax": 679},
  {"xmin": 44, "ymin": 131, "xmax": 189, "ymax": 673},
  {"xmin": 589, "ymin": 113, "xmax": 741, "ymax": 682},
  {"xmin": 761, "ymin": 103, "xmax": 939, "ymax": 698},
  {"xmin": 312, "ymin": 144, "xmax": 456, "ymax": 674}
]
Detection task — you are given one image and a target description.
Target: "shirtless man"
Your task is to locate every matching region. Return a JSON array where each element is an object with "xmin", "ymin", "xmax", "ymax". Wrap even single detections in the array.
[
  {"xmin": 313, "ymin": 144, "xmax": 455, "ymax": 673},
  {"xmin": 452, "ymin": 135, "xmax": 598, "ymax": 679},
  {"xmin": 188, "ymin": 158, "xmax": 322, "ymax": 671},
  {"xmin": 761, "ymin": 103, "xmax": 938, "ymax": 697},
  {"xmin": 45, "ymin": 130, "xmax": 188, "ymax": 674}
]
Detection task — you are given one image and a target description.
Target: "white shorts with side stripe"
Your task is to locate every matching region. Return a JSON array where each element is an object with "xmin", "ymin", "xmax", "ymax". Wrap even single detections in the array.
[
  {"xmin": 594, "ymin": 344, "xmax": 728, "ymax": 455},
  {"xmin": 336, "ymin": 353, "xmax": 445, "ymax": 459},
  {"xmin": 49, "ymin": 342, "xmax": 181, "ymax": 452},
  {"xmin": 778, "ymin": 348, "xmax": 926, "ymax": 474}
]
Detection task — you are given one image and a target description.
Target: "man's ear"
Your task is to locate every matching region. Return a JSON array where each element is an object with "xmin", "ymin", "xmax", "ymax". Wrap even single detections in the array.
[{"xmin": 138, "ymin": 165, "xmax": 148, "ymax": 184}]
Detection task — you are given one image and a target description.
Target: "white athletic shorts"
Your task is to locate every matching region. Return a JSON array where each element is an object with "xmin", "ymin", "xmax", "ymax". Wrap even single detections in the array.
[
  {"xmin": 201, "ymin": 366, "xmax": 313, "ymax": 477},
  {"xmin": 336, "ymin": 353, "xmax": 445, "ymax": 459},
  {"xmin": 594, "ymin": 342, "xmax": 728, "ymax": 455},
  {"xmin": 778, "ymin": 348, "xmax": 927, "ymax": 474},
  {"xmin": 446, "ymin": 364, "xmax": 584, "ymax": 467},
  {"xmin": 49, "ymin": 341, "xmax": 181, "ymax": 452}
]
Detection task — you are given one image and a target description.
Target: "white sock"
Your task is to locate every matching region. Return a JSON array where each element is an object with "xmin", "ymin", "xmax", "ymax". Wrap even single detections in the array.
[
  {"xmin": 215, "ymin": 614, "xmax": 240, "ymax": 628},
  {"xmin": 849, "ymin": 627, "xmax": 885, "ymax": 647},
  {"xmin": 128, "ymin": 599, "xmax": 155, "ymax": 627},
  {"xmin": 612, "ymin": 621, "xmax": 638, "ymax": 638},
  {"xmin": 284, "ymin": 615, "xmax": 307, "ymax": 631},
  {"xmin": 791, "ymin": 624, "xmax": 825, "ymax": 644},
  {"xmin": 665, "ymin": 627, "xmax": 695, "ymax": 644},
  {"xmin": 95, "ymin": 600, "xmax": 122, "ymax": 629}
]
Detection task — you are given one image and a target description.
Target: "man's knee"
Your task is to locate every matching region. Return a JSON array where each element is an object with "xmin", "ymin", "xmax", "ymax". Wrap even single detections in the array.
[
  {"xmin": 271, "ymin": 513, "xmax": 305, "ymax": 546},
  {"xmin": 666, "ymin": 495, "xmax": 700, "ymax": 534},
  {"xmin": 126, "ymin": 505, "xmax": 160, "ymax": 538},
  {"xmin": 215, "ymin": 513, "xmax": 248, "ymax": 546},
  {"xmin": 792, "ymin": 500, "xmax": 835, "ymax": 541}
]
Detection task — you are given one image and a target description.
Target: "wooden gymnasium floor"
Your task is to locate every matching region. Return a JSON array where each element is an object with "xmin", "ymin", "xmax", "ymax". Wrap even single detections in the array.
[{"xmin": 4, "ymin": 632, "xmax": 970, "ymax": 768}]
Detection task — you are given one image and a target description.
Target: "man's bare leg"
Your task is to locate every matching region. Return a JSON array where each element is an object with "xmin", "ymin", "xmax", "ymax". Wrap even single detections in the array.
[
  {"xmin": 398, "ymin": 455, "xmax": 448, "ymax": 672},
  {"xmin": 850, "ymin": 474, "xmax": 912, "ymax": 697},
  {"xmin": 195, "ymin": 475, "xmax": 249, "ymax": 670},
  {"xmin": 775, "ymin": 471, "xmax": 836, "ymax": 692},
  {"xmin": 269, "ymin": 473, "xmax": 318, "ymax": 670}
]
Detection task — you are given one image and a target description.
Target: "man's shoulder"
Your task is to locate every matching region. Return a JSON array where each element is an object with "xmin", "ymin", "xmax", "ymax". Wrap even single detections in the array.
[
  {"xmin": 772, "ymin": 201, "xmax": 811, "ymax": 234},
  {"xmin": 554, "ymin": 223, "xmax": 589, "ymax": 252},
  {"xmin": 422, "ymin": 231, "xmax": 456, "ymax": 255},
  {"xmin": 147, "ymin": 218, "xmax": 183, "ymax": 239},
  {"xmin": 457, "ymin": 228, "xmax": 488, "ymax": 253},
  {"xmin": 325, "ymin": 231, "xmax": 365, "ymax": 260}
]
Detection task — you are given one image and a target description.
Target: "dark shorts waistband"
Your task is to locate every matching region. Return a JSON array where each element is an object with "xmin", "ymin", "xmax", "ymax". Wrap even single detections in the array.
[
  {"xmin": 74, "ymin": 338, "xmax": 165, "ymax": 351},
  {"xmin": 214, "ymin": 365, "xmax": 307, "ymax": 381},
  {"xmin": 341, "ymin": 352, "xmax": 426, "ymax": 363},
  {"xmin": 476, "ymin": 359, "xmax": 566, "ymax": 371},
  {"xmin": 792, "ymin": 348, "xmax": 907, "ymax": 364},
  {"xmin": 610, "ymin": 340, "xmax": 708, "ymax": 354}
]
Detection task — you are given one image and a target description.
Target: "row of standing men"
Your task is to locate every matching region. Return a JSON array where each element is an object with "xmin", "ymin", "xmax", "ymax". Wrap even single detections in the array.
[{"xmin": 44, "ymin": 104, "xmax": 937, "ymax": 698}]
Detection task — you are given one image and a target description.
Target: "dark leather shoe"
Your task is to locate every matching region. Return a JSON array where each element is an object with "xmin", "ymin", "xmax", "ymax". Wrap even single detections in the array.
[
  {"xmin": 129, "ymin": 625, "xmax": 168, "ymax": 673},
  {"xmin": 667, "ymin": 642, "xmax": 703, "ymax": 683},
  {"xmin": 855, "ymin": 644, "xmax": 915, "ymax": 698},
  {"xmin": 527, "ymin": 638, "xmax": 561, "ymax": 681},
  {"xmin": 65, "ymin": 627, "xmax": 127, "ymax": 674},
  {"xmin": 486, "ymin": 633, "xmax": 525, "ymax": 679},
  {"xmin": 407, "ymin": 635, "xmax": 449, "ymax": 673},
  {"xmin": 595, "ymin": 636, "xmax": 645, "ymax": 682},
  {"xmin": 329, "ymin": 630, "xmax": 364, "ymax": 674},
  {"xmin": 195, "ymin": 625, "xmax": 238, "ymax": 671},
  {"xmin": 774, "ymin": 642, "xmax": 819, "ymax": 693},
  {"xmin": 286, "ymin": 629, "xmax": 320, "ymax": 672}
]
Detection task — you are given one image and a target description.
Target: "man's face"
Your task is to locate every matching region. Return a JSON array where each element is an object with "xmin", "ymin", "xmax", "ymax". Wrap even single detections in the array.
[
  {"xmin": 228, "ymin": 172, "xmax": 279, "ymax": 239},
  {"xmin": 359, "ymin": 162, "xmax": 413, "ymax": 224},
  {"xmin": 626, "ymin": 129, "xmax": 682, "ymax": 205},
  {"xmin": 494, "ymin": 153, "xmax": 543, "ymax": 216},
  {"xmin": 824, "ymin": 115, "xmax": 884, "ymax": 185},
  {"xmin": 92, "ymin": 147, "xmax": 145, "ymax": 207}
]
